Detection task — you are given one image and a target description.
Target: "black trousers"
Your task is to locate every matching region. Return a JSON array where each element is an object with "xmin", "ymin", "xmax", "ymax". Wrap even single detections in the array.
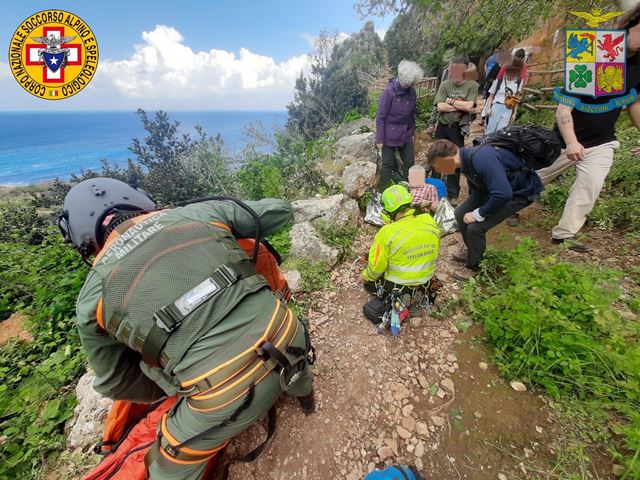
[
  {"xmin": 379, "ymin": 142, "xmax": 415, "ymax": 192},
  {"xmin": 454, "ymin": 193, "xmax": 532, "ymax": 269},
  {"xmin": 431, "ymin": 122, "xmax": 464, "ymax": 199}
]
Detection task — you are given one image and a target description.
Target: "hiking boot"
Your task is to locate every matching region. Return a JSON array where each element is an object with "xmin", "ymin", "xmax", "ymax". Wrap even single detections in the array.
[
  {"xmin": 506, "ymin": 213, "xmax": 520, "ymax": 227},
  {"xmin": 452, "ymin": 264, "xmax": 480, "ymax": 282},
  {"xmin": 452, "ymin": 271, "xmax": 473, "ymax": 282},
  {"xmin": 452, "ymin": 252, "xmax": 467, "ymax": 264},
  {"xmin": 552, "ymin": 237, "xmax": 592, "ymax": 253},
  {"xmin": 297, "ymin": 388, "xmax": 316, "ymax": 415}
]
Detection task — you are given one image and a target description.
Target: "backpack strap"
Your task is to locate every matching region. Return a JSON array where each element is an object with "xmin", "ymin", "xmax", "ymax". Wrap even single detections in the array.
[
  {"xmin": 141, "ymin": 259, "xmax": 256, "ymax": 367},
  {"xmin": 219, "ymin": 406, "xmax": 278, "ymax": 480},
  {"xmin": 494, "ymin": 76, "xmax": 504, "ymax": 97}
]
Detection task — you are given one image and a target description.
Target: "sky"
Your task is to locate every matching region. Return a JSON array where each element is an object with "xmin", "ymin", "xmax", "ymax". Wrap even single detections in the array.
[{"xmin": 0, "ymin": 1, "xmax": 393, "ymax": 111}]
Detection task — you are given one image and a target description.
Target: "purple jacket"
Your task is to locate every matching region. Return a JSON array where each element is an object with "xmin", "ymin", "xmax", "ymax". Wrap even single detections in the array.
[{"xmin": 376, "ymin": 78, "xmax": 417, "ymax": 147}]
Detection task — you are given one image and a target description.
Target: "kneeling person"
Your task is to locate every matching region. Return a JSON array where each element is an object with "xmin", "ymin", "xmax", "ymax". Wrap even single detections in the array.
[
  {"xmin": 362, "ymin": 185, "xmax": 441, "ymax": 323},
  {"xmin": 58, "ymin": 178, "xmax": 315, "ymax": 480},
  {"xmin": 426, "ymin": 140, "xmax": 543, "ymax": 279}
]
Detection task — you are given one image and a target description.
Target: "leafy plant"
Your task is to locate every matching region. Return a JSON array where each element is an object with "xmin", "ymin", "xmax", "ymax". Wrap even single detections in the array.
[
  {"xmin": 368, "ymin": 90, "xmax": 382, "ymax": 120},
  {"xmin": 266, "ymin": 224, "xmax": 292, "ymax": 260},
  {"xmin": 416, "ymin": 94, "xmax": 436, "ymax": 130},
  {"xmin": 283, "ymin": 258, "xmax": 331, "ymax": 293},
  {"xmin": 0, "ymin": 231, "xmax": 88, "ymax": 479},
  {"xmin": 315, "ymin": 221, "xmax": 359, "ymax": 263},
  {"xmin": 0, "ymin": 201, "xmax": 51, "ymax": 246},
  {"xmin": 465, "ymin": 238, "xmax": 640, "ymax": 476},
  {"xmin": 343, "ymin": 107, "xmax": 364, "ymax": 123}
]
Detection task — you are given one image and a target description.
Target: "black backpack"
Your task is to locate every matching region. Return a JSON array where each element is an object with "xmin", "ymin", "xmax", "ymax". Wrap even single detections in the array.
[{"xmin": 476, "ymin": 125, "xmax": 562, "ymax": 171}]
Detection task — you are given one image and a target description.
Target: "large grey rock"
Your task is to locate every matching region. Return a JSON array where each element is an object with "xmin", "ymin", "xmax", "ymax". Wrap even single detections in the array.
[
  {"xmin": 329, "ymin": 154, "xmax": 358, "ymax": 177},
  {"xmin": 283, "ymin": 269, "xmax": 303, "ymax": 293},
  {"xmin": 289, "ymin": 222, "xmax": 338, "ymax": 266},
  {"xmin": 342, "ymin": 161, "xmax": 377, "ymax": 199},
  {"xmin": 334, "ymin": 132, "xmax": 376, "ymax": 164},
  {"xmin": 335, "ymin": 118, "xmax": 375, "ymax": 140},
  {"xmin": 66, "ymin": 371, "xmax": 113, "ymax": 451},
  {"xmin": 292, "ymin": 194, "xmax": 359, "ymax": 227}
]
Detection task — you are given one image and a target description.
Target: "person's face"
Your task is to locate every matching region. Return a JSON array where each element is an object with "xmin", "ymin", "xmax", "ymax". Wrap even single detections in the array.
[
  {"xmin": 629, "ymin": 23, "xmax": 640, "ymax": 52},
  {"xmin": 449, "ymin": 63, "xmax": 467, "ymax": 84},
  {"xmin": 434, "ymin": 155, "xmax": 457, "ymax": 175}
]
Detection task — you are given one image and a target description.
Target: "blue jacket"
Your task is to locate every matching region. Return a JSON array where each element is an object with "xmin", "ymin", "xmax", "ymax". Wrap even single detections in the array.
[{"xmin": 460, "ymin": 146, "xmax": 544, "ymax": 218}]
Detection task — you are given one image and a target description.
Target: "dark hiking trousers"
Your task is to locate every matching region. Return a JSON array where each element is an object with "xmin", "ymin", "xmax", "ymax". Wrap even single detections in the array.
[
  {"xmin": 454, "ymin": 194, "xmax": 532, "ymax": 269},
  {"xmin": 431, "ymin": 122, "xmax": 464, "ymax": 199},
  {"xmin": 379, "ymin": 142, "xmax": 415, "ymax": 191}
]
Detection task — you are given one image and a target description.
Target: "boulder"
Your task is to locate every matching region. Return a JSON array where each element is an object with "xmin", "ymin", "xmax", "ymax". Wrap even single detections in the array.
[
  {"xmin": 341, "ymin": 161, "xmax": 377, "ymax": 199},
  {"xmin": 330, "ymin": 154, "xmax": 359, "ymax": 176},
  {"xmin": 66, "ymin": 371, "xmax": 113, "ymax": 451},
  {"xmin": 289, "ymin": 222, "xmax": 338, "ymax": 266},
  {"xmin": 292, "ymin": 194, "xmax": 359, "ymax": 227},
  {"xmin": 334, "ymin": 132, "xmax": 376, "ymax": 164},
  {"xmin": 335, "ymin": 118, "xmax": 375, "ymax": 140},
  {"xmin": 284, "ymin": 269, "xmax": 303, "ymax": 293}
]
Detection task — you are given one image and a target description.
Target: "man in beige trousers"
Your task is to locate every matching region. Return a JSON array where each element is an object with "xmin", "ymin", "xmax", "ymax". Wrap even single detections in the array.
[{"xmin": 537, "ymin": 7, "xmax": 640, "ymax": 251}]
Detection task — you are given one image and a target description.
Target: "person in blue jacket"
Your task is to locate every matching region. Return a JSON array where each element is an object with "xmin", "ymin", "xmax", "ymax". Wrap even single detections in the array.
[{"xmin": 426, "ymin": 139, "xmax": 543, "ymax": 279}]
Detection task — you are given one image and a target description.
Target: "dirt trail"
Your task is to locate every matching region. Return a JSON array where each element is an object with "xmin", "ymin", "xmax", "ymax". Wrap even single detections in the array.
[
  {"xmin": 0, "ymin": 313, "xmax": 31, "ymax": 346},
  {"xmin": 223, "ymin": 112, "xmax": 634, "ymax": 480},
  {"xmin": 225, "ymin": 232, "xmax": 620, "ymax": 480}
]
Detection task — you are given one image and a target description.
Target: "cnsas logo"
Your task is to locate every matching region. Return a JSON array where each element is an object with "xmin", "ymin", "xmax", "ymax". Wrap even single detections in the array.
[{"xmin": 8, "ymin": 10, "xmax": 99, "ymax": 100}]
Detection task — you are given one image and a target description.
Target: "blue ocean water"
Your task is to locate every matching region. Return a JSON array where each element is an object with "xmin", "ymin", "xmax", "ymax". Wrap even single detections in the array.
[{"xmin": 0, "ymin": 111, "xmax": 285, "ymax": 185}]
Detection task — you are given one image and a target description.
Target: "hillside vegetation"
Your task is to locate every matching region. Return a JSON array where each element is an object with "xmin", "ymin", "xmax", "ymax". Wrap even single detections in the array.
[{"xmin": 1, "ymin": 2, "xmax": 639, "ymax": 478}]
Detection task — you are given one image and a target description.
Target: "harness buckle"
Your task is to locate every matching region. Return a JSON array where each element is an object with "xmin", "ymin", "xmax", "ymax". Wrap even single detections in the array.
[
  {"xmin": 154, "ymin": 309, "xmax": 180, "ymax": 334},
  {"xmin": 279, "ymin": 354, "xmax": 306, "ymax": 392},
  {"xmin": 177, "ymin": 385, "xmax": 197, "ymax": 397},
  {"xmin": 217, "ymin": 264, "xmax": 238, "ymax": 285},
  {"xmin": 165, "ymin": 445, "xmax": 179, "ymax": 458}
]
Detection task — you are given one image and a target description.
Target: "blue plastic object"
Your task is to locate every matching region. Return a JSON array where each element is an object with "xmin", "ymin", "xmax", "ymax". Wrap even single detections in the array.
[
  {"xmin": 365, "ymin": 465, "xmax": 422, "ymax": 480},
  {"xmin": 390, "ymin": 309, "xmax": 401, "ymax": 336},
  {"xmin": 425, "ymin": 177, "xmax": 447, "ymax": 200}
]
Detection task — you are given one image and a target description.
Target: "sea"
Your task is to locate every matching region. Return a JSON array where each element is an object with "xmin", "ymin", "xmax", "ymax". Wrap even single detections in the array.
[{"xmin": 0, "ymin": 111, "xmax": 286, "ymax": 186}]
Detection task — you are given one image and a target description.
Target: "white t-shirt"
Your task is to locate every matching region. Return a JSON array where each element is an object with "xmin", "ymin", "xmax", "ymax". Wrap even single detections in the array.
[{"xmin": 489, "ymin": 77, "xmax": 522, "ymax": 104}]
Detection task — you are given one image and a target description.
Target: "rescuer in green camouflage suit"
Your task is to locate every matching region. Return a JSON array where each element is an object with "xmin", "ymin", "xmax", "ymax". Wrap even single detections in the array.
[{"xmin": 58, "ymin": 178, "xmax": 314, "ymax": 480}]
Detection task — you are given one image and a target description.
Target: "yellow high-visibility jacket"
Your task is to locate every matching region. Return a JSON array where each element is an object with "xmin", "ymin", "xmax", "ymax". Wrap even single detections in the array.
[{"xmin": 363, "ymin": 213, "xmax": 440, "ymax": 285}]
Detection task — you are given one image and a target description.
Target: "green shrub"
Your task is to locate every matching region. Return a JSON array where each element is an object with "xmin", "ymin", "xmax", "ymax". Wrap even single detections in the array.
[
  {"xmin": 342, "ymin": 107, "xmax": 364, "ymax": 123},
  {"xmin": 416, "ymin": 94, "xmax": 435, "ymax": 130},
  {"xmin": 368, "ymin": 90, "xmax": 381, "ymax": 120},
  {"xmin": 283, "ymin": 258, "xmax": 331, "ymax": 293},
  {"xmin": 513, "ymin": 106, "xmax": 555, "ymax": 127},
  {"xmin": 236, "ymin": 134, "xmax": 327, "ymax": 201},
  {"xmin": 0, "ymin": 201, "xmax": 51, "ymax": 245},
  {"xmin": 266, "ymin": 224, "xmax": 292, "ymax": 260},
  {"xmin": 315, "ymin": 221, "xmax": 358, "ymax": 263},
  {"xmin": 466, "ymin": 238, "xmax": 640, "ymax": 476},
  {"xmin": 0, "ymin": 231, "xmax": 88, "ymax": 479}
]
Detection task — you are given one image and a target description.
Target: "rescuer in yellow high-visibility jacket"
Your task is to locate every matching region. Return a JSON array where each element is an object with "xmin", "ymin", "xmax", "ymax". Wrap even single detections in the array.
[{"xmin": 363, "ymin": 184, "xmax": 441, "ymax": 286}]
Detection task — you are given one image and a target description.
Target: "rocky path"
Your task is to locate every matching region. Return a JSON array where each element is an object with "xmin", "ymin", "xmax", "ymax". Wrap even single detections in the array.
[
  {"xmin": 223, "ymin": 109, "xmax": 629, "ymax": 480},
  {"xmin": 226, "ymin": 233, "xmax": 470, "ymax": 480}
]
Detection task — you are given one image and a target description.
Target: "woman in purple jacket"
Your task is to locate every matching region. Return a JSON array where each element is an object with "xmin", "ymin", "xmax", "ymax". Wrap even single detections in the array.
[{"xmin": 376, "ymin": 60, "xmax": 424, "ymax": 191}]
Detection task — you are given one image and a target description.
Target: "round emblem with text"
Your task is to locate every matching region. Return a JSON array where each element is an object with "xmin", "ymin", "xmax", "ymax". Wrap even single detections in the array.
[{"xmin": 8, "ymin": 10, "xmax": 99, "ymax": 100}]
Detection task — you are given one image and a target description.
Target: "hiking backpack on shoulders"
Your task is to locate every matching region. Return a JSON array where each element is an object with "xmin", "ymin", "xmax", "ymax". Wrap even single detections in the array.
[{"xmin": 478, "ymin": 125, "xmax": 561, "ymax": 171}]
